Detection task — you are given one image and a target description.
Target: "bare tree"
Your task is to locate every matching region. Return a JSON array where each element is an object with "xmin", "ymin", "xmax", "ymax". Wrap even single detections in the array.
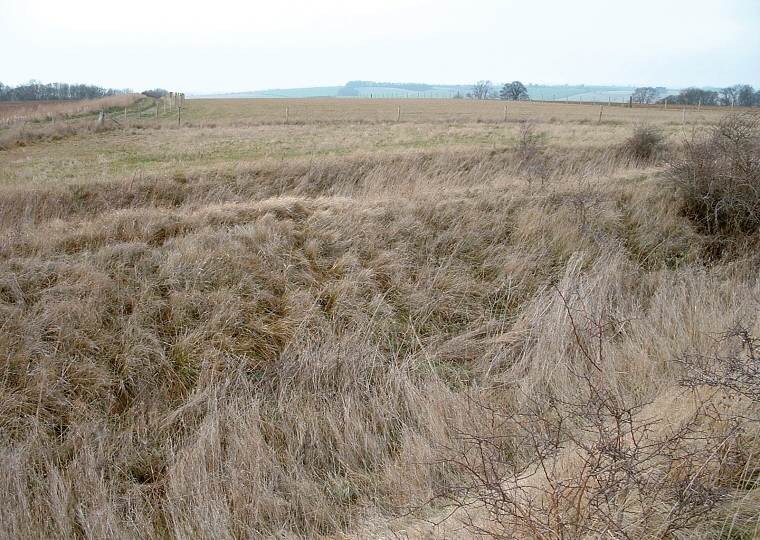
[
  {"xmin": 667, "ymin": 87, "xmax": 719, "ymax": 106},
  {"xmin": 720, "ymin": 85, "xmax": 742, "ymax": 106},
  {"xmin": 632, "ymin": 87, "xmax": 661, "ymax": 104},
  {"xmin": 468, "ymin": 80, "xmax": 493, "ymax": 100},
  {"xmin": 738, "ymin": 84, "xmax": 757, "ymax": 107},
  {"xmin": 718, "ymin": 84, "xmax": 757, "ymax": 107}
]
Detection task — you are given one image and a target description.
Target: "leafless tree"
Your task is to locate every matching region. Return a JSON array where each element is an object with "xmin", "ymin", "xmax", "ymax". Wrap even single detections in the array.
[
  {"xmin": 469, "ymin": 80, "xmax": 493, "ymax": 100},
  {"xmin": 632, "ymin": 87, "xmax": 661, "ymax": 104}
]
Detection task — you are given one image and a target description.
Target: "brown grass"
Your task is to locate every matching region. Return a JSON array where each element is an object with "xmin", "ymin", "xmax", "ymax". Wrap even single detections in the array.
[
  {"xmin": 0, "ymin": 94, "xmax": 144, "ymax": 124},
  {"xmin": 180, "ymin": 97, "xmax": 731, "ymax": 126},
  {"xmin": 0, "ymin": 94, "xmax": 148, "ymax": 152},
  {"xmin": 0, "ymin": 99, "xmax": 758, "ymax": 539}
]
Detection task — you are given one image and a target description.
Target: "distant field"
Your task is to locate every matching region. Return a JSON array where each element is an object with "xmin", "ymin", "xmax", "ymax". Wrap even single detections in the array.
[
  {"xmin": 180, "ymin": 97, "xmax": 724, "ymax": 125},
  {"xmin": 195, "ymin": 86, "xmax": 344, "ymax": 99},
  {"xmin": 0, "ymin": 98, "xmax": 730, "ymax": 189},
  {"xmin": 191, "ymin": 83, "xmax": 651, "ymax": 101},
  {"xmin": 1, "ymin": 96, "xmax": 720, "ymax": 131}
]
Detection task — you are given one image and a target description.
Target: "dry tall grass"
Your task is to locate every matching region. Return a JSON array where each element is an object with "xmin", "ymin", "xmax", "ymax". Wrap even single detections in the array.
[
  {"xmin": 0, "ymin": 94, "xmax": 144, "ymax": 124},
  {"xmin": 0, "ymin": 99, "xmax": 758, "ymax": 539},
  {"xmin": 0, "ymin": 94, "xmax": 146, "ymax": 152}
]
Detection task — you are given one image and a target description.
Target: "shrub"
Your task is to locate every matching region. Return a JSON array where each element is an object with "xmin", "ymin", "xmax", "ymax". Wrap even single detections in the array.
[
  {"xmin": 678, "ymin": 323, "xmax": 760, "ymax": 539},
  {"xmin": 435, "ymin": 287, "xmax": 737, "ymax": 540},
  {"xmin": 670, "ymin": 113, "xmax": 760, "ymax": 238},
  {"xmin": 516, "ymin": 122, "xmax": 552, "ymax": 185},
  {"xmin": 679, "ymin": 323, "xmax": 760, "ymax": 403},
  {"xmin": 618, "ymin": 123, "xmax": 667, "ymax": 163},
  {"xmin": 142, "ymin": 88, "xmax": 167, "ymax": 99}
]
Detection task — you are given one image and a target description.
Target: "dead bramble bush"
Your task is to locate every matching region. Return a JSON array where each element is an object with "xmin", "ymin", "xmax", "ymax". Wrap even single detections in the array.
[
  {"xmin": 516, "ymin": 122, "xmax": 553, "ymax": 186},
  {"xmin": 679, "ymin": 323, "xmax": 760, "ymax": 408},
  {"xmin": 677, "ymin": 323, "xmax": 760, "ymax": 540},
  {"xmin": 437, "ymin": 383, "xmax": 733, "ymax": 540},
  {"xmin": 670, "ymin": 113, "xmax": 760, "ymax": 242},
  {"xmin": 434, "ymin": 287, "xmax": 740, "ymax": 540},
  {"xmin": 617, "ymin": 123, "xmax": 668, "ymax": 164}
]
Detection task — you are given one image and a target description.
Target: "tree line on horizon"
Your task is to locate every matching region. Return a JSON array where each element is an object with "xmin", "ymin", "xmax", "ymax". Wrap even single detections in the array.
[
  {"xmin": 338, "ymin": 80, "xmax": 434, "ymax": 96},
  {"xmin": 0, "ymin": 80, "xmax": 134, "ymax": 102},
  {"xmin": 468, "ymin": 80, "xmax": 760, "ymax": 106},
  {"xmin": 656, "ymin": 85, "xmax": 759, "ymax": 107},
  {"xmin": 631, "ymin": 85, "xmax": 760, "ymax": 106},
  {"xmin": 3, "ymin": 78, "xmax": 758, "ymax": 106}
]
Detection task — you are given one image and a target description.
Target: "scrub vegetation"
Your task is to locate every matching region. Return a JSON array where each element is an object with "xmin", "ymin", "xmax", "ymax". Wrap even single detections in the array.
[{"xmin": 0, "ymin": 97, "xmax": 758, "ymax": 539}]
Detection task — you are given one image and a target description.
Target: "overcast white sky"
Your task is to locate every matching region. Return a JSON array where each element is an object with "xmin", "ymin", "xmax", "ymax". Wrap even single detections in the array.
[{"xmin": 1, "ymin": 0, "xmax": 758, "ymax": 94}]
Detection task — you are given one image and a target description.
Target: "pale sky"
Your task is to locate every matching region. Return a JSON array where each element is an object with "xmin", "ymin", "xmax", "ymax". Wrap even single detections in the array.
[{"xmin": 1, "ymin": 0, "xmax": 758, "ymax": 94}]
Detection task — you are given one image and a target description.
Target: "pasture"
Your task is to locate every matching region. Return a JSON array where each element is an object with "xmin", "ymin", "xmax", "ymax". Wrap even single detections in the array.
[{"xmin": 0, "ymin": 97, "xmax": 758, "ymax": 539}]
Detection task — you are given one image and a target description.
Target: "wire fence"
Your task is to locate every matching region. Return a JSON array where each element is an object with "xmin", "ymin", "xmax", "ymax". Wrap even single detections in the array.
[{"xmin": 179, "ymin": 97, "xmax": 737, "ymax": 127}]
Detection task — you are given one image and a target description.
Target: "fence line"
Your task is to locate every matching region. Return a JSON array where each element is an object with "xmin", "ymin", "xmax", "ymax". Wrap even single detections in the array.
[
  {"xmin": 1, "ymin": 95, "xmax": 741, "ymax": 128},
  {"xmin": 208, "ymin": 100, "xmax": 733, "ymax": 127}
]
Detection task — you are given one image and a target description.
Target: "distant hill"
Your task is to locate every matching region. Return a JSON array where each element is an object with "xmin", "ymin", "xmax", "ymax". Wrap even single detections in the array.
[
  {"xmin": 190, "ymin": 82, "xmax": 679, "ymax": 102},
  {"xmin": 190, "ymin": 86, "xmax": 344, "ymax": 99}
]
